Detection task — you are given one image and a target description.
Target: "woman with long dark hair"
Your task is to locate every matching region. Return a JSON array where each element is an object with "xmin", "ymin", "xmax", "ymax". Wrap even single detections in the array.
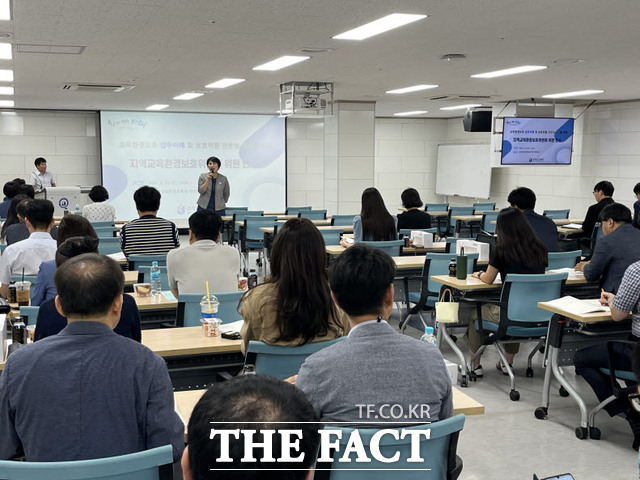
[
  {"xmin": 341, "ymin": 187, "xmax": 397, "ymax": 247},
  {"xmin": 239, "ymin": 218, "xmax": 348, "ymax": 353},
  {"xmin": 465, "ymin": 207, "xmax": 548, "ymax": 376}
]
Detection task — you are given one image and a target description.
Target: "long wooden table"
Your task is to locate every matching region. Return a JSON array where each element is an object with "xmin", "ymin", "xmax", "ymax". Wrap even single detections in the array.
[{"xmin": 129, "ymin": 292, "xmax": 178, "ymax": 311}]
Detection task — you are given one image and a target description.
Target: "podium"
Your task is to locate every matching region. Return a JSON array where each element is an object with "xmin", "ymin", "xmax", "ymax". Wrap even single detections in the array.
[{"xmin": 43, "ymin": 187, "xmax": 83, "ymax": 216}]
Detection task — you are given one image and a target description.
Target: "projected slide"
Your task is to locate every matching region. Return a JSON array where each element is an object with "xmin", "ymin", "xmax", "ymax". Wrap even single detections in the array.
[
  {"xmin": 501, "ymin": 117, "xmax": 574, "ymax": 165},
  {"xmin": 100, "ymin": 112, "xmax": 286, "ymax": 221}
]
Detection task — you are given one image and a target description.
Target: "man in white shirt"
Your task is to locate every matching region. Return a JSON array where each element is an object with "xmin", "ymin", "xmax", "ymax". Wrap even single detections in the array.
[
  {"xmin": 0, "ymin": 199, "xmax": 57, "ymax": 298},
  {"xmin": 167, "ymin": 209, "xmax": 240, "ymax": 297},
  {"xmin": 29, "ymin": 158, "xmax": 56, "ymax": 193}
]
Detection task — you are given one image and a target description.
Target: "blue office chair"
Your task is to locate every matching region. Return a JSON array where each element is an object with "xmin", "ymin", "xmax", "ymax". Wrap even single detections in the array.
[
  {"xmin": 425, "ymin": 203, "xmax": 449, "ymax": 212},
  {"xmin": 285, "ymin": 206, "xmax": 312, "ymax": 216},
  {"xmin": 331, "ymin": 214, "xmax": 356, "ymax": 227},
  {"xmin": 90, "ymin": 221, "xmax": 116, "ymax": 228},
  {"xmin": 481, "ymin": 210, "xmax": 499, "ymax": 234},
  {"xmin": 472, "ymin": 272, "xmax": 568, "ymax": 400},
  {"xmin": 177, "ymin": 291, "xmax": 244, "ymax": 327},
  {"xmin": 10, "ymin": 275, "xmax": 38, "ymax": 284},
  {"xmin": 543, "ymin": 209, "xmax": 570, "ymax": 219},
  {"xmin": 0, "ymin": 444, "xmax": 173, "ymax": 480},
  {"xmin": 299, "ymin": 209, "xmax": 327, "ymax": 220},
  {"xmin": 222, "ymin": 207, "xmax": 248, "ymax": 242},
  {"xmin": 358, "ymin": 240, "xmax": 404, "ymax": 257},
  {"xmin": 98, "ymin": 236, "xmax": 122, "ymax": 255},
  {"xmin": 127, "ymin": 254, "xmax": 167, "ymax": 271},
  {"xmin": 19, "ymin": 306, "xmax": 40, "ymax": 326},
  {"xmin": 399, "ymin": 228, "xmax": 437, "ymax": 239},
  {"xmin": 546, "ymin": 250, "xmax": 581, "ymax": 270},
  {"xmin": 137, "ymin": 265, "xmax": 169, "ymax": 291},
  {"xmin": 232, "ymin": 210, "xmax": 264, "ymax": 245},
  {"xmin": 92, "ymin": 225, "xmax": 117, "ymax": 237},
  {"xmin": 323, "ymin": 414, "xmax": 466, "ymax": 480},
  {"xmin": 225, "ymin": 206, "xmax": 249, "ymax": 216},
  {"xmin": 444, "ymin": 237, "xmax": 458, "ymax": 253},
  {"xmin": 242, "ymin": 215, "xmax": 278, "ymax": 269},
  {"xmin": 447, "ymin": 206, "xmax": 476, "ymax": 237},
  {"xmin": 319, "ymin": 228, "xmax": 342, "ymax": 246},
  {"xmin": 473, "ymin": 202, "xmax": 496, "ymax": 212},
  {"xmin": 245, "ymin": 337, "xmax": 345, "ymax": 379},
  {"xmin": 0, "ymin": 243, "xmax": 6, "ymax": 253}
]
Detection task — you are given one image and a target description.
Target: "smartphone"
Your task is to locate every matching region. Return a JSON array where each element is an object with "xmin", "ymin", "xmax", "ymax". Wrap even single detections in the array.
[{"xmin": 222, "ymin": 331, "xmax": 242, "ymax": 340}]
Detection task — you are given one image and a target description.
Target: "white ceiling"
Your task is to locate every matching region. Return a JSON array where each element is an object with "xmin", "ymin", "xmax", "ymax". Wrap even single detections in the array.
[{"xmin": 3, "ymin": 0, "xmax": 640, "ymax": 118}]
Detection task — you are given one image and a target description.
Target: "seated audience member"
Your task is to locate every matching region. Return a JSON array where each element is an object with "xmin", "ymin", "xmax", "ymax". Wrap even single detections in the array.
[
  {"xmin": 17, "ymin": 183, "xmax": 35, "ymax": 198},
  {"xmin": 581, "ymin": 180, "xmax": 615, "ymax": 240},
  {"xmin": 0, "ymin": 194, "xmax": 30, "ymax": 243},
  {"xmin": 507, "ymin": 186, "xmax": 559, "ymax": 252},
  {"xmin": 341, "ymin": 187, "xmax": 397, "ymax": 247},
  {"xmin": 575, "ymin": 203, "xmax": 640, "ymax": 293},
  {"xmin": 465, "ymin": 208, "xmax": 548, "ymax": 376},
  {"xmin": 239, "ymin": 218, "xmax": 348, "ymax": 354},
  {"xmin": 82, "ymin": 185, "xmax": 116, "ymax": 223},
  {"xmin": 397, "ymin": 187, "xmax": 431, "ymax": 231},
  {"xmin": 183, "ymin": 375, "xmax": 320, "ymax": 480},
  {"xmin": 295, "ymin": 244, "xmax": 452, "ymax": 424},
  {"xmin": 167, "ymin": 209, "xmax": 240, "ymax": 297},
  {"xmin": 633, "ymin": 182, "xmax": 640, "ymax": 229},
  {"xmin": 574, "ymin": 260, "xmax": 640, "ymax": 449},
  {"xmin": 0, "ymin": 199, "xmax": 57, "ymax": 299},
  {"xmin": 4, "ymin": 198, "xmax": 58, "ymax": 246},
  {"xmin": 119, "ymin": 185, "xmax": 179, "ymax": 257},
  {"xmin": 0, "ymin": 180, "xmax": 20, "ymax": 218},
  {"xmin": 0, "ymin": 253, "xmax": 183, "ymax": 461},
  {"xmin": 34, "ymin": 236, "xmax": 141, "ymax": 342},
  {"xmin": 31, "ymin": 215, "xmax": 97, "ymax": 306}
]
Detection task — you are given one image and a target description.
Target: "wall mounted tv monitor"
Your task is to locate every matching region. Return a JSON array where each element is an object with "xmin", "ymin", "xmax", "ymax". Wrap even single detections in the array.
[{"xmin": 501, "ymin": 117, "xmax": 574, "ymax": 165}]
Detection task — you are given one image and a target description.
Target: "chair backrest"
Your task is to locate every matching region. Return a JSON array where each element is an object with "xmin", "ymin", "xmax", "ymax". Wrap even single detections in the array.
[
  {"xmin": 444, "ymin": 237, "xmax": 457, "ymax": 253},
  {"xmin": 547, "ymin": 250, "xmax": 581, "ymax": 270},
  {"xmin": 225, "ymin": 207, "xmax": 249, "ymax": 217},
  {"xmin": 0, "ymin": 243, "xmax": 6, "ymax": 253},
  {"xmin": 319, "ymin": 228, "xmax": 343, "ymax": 246},
  {"xmin": 98, "ymin": 236, "xmax": 122, "ymax": 255},
  {"xmin": 246, "ymin": 338, "xmax": 345, "ymax": 379},
  {"xmin": 19, "ymin": 305, "xmax": 40, "ymax": 326},
  {"xmin": 543, "ymin": 209, "xmax": 570, "ymax": 219},
  {"xmin": 0, "ymin": 444, "xmax": 173, "ymax": 480},
  {"xmin": 448, "ymin": 206, "xmax": 475, "ymax": 228},
  {"xmin": 358, "ymin": 240, "xmax": 404, "ymax": 257},
  {"xmin": 92, "ymin": 226, "xmax": 117, "ymax": 237},
  {"xmin": 331, "ymin": 214, "xmax": 357, "ymax": 227},
  {"xmin": 10, "ymin": 275, "xmax": 38, "ymax": 284},
  {"xmin": 398, "ymin": 228, "xmax": 437, "ymax": 239},
  {"xmin": 481, "ymin": 210, "xmax": 499, "ymax": 234},
  {"xmin": 244, "ymin": 215, "xmax": 278, "ymax": 242},
  {"xmin": 502, "ymin": 272, "xmax": 568, "ymax": 324},
  {"xmin": 285, "ymin": 206, "xmax": 312, "ymax": 216},
  {"xmin": 325, "ymin": 414, "xmax": 466, "ymax": 480},
  {"xmin": 177, "ymin": 291, "xmax": 244, "ymax": 327},
  {"xmin": 473, "ymin": 202, "xmax": 496, "ymax": 212},
  {"xmin": 475, "ymin": 232, "xmax": 496, "ymax": 254},
  {"xmin": 233, "ymin": 210, "xmax": 264, "ymax": 234},
  {"xmin": 90, "ymin": 221, "xmax": 116, "ymax": 228},
  {"xmin": 590, "ymin": 222, "xmax": 604, "ymax": 252},
  {"xmin": 299, "ymin": 209, "xmax": 327, "ymax": 220},
  {"xmin": 128, "ymin": 254, "xmax": 167, "ymax": 271},
  {"xmin": 137, "ymin": 265, "xmax": 169, "ymax": 291},
  {"xmin": 425, "ymin": 252, "xmax": 479, "ymax": 295},
  {"xmin": 425, "ymin": 203, "xmax": 449, "ymax": 212}
]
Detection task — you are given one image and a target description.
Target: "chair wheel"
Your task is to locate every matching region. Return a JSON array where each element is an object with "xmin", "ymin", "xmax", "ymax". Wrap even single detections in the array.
[
  {"xmin": 460, "ymin": 376, "xmax": 468, "ymax": 387},
  {"xmin": 526, "ymin": 367, "xmax": 534, "ymax": 378},
  {"xmin": 589, "ymin": 426, "xmax": 601, "ymax": 440},
  {"xmin": 509, "ymin": 389, "xmax": 520, "ymax": 401},
  {"xmin": 575, "ymin": 426, "xmax": 589, "ymax": 439},
  {"xmin": 559, "ymin": 386, "xmax": 569, "ymax": 397},
  {"xmin": 534, "ymin": 407, "xmax": 548, "ymax": 419}
]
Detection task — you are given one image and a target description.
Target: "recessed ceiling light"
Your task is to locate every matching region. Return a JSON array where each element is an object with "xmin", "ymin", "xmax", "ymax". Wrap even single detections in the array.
[
  {"xmin": 0, "ymin": 43, "xmax": 10, "ymax": 60},
  {"xmin": 0, "ymin": 68, "xmax": 12, "ymax": 81},
  {"xmin": 333, "ymin": 13, "xmax": 427, "ymax": 40},
  {"xmin": 0, "ymin": 0, "xmax": 10, "ymax": 21},
  {"xmin": 173, "ymin": 92, "xmax": 204, "ymax": 100},
  {"xmin": 439, "ymin": 104, "xmax": 482, "ymax": 111},
  {"xmin": 146, "ymin": 104, "xmax": 169, "ymax": 111},
  {"xmin": 386, "ymin": 84, "xmax": 438, "ymax": 94},
  {"xmin": 542, "ymin": 89, "xmax": 604, "ymax": 99},
  {"xmin": 0, "ymin": 99, "xmax": 14, "ymax": 107},
  {"xmin": 471, "ymin": 65, "xmax": 547, "ymax": 79},
  {"xmin": 253, "ymin": 56, "xmax": 309, "ymax": 71},
  {"xmin": 394, "ymin": 110, "xmax": 428, "ymax": 116},
  {"xmin": 205, "ymin": 78, "xmax": 245, "ymax": 89},
  {"xmin": 0, "ymin": 85, "xmax": 13, "ymax": 94}
]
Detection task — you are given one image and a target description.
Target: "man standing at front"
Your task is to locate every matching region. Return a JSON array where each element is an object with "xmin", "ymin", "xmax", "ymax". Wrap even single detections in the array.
[
  {"xmin": 295, "ymin": 245, "xmax": 452, "ymax": 424},
  {"xmin": 0, "ymin": 253, "xmax": 184, "ymax": 461}
]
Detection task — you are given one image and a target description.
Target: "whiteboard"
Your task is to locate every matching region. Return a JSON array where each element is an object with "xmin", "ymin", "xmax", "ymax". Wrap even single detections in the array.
[{"xmin": 436, "ymin": 144, "xmax": 492, "ymax": 198}]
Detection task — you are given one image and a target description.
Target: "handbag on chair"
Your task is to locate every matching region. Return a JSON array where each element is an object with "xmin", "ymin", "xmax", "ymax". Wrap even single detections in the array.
[{"xmin": 435, "ymin": 288, "xmax": 459, "ymax": 323}]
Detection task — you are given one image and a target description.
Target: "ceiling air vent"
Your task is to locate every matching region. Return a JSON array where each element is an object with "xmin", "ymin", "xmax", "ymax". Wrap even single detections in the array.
[
  {"xmin": 62, "ymin": 84, "xmax": 135, "ymax": 93},
  {"xmin": 429, "ymin": 94, "xmax": 492, "ymax": 101}
]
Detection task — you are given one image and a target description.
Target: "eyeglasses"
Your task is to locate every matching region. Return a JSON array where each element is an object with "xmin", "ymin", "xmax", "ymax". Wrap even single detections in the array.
[{"xmin": 629, "ymin": 392, "xmax": 640, "ymax": 412}]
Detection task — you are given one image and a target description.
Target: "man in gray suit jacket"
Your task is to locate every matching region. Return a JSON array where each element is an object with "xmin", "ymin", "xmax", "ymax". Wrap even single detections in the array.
[{"xmin": 295, "ymin": 245, "xmax": 452, "ymax": 425}]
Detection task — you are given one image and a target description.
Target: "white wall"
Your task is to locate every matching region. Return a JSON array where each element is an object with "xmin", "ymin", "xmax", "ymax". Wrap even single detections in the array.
[{"xmin": 286, "ymin": 117, "xmax": 325, "ymax": 209}]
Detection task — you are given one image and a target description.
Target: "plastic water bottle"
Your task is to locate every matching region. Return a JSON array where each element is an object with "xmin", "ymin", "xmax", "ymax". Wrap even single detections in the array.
[
  {"xmin": 150, "ymin": 261, "xmax": 161, "ymax": 296},
  {"xmin": 74, "ymin": 204, "xmax": 81, "ymax": 216},
  {"xmin": 421, "ymin": 326, "xmax": 436, "ymax": 345}
]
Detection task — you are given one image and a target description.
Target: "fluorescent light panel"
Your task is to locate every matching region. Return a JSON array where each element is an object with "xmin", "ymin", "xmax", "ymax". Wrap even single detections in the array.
[
  {"xmin": 0, "ymin": 85, "xmax": 13, "ymax": 94},
  {"xmin": 471, "ymin": 65, "xmax": 547, "ymax": 78},
  {"xmin": 173, "ymin": 92, "xmax": 204, "ymax": 100},
  {"xmin": 333, "ymin": 13, "xmax": 427, "ymax": 40},
  {"xmin": 386, "ymin": 84, "xmax": 438, "ymax": 94},
  {"xmin": 253, "ymin": 56, "xmax": 309, "ymax": 71},
  {"xmin": 542, "ymin": 89, "xmax": 604, "ymax": 99},
  {"xmin": 0, "ymin": 100, "xmax": 14, "ymax": 107},
  {"xmin": 146, "ymin": 104, "xmax": 169, "ymax": 111},
  {"xmin": 439, "ymin": 104, "xmax": 482, "ymax": 111},
  {"xmin": 0, "ymin": 69, "xmax": 12, "ymax": 81},
  {"xmin": 394, "ymin": 110, "xmax": 428, "ymax": 116},
  {"xmin": 206, "ymin": 78, "xmax": 245, "ymax": 89},
  {"xmin": 0, "ymin": 43, "xmax": 10, "ymax": 60},
  {"xmin": 0, "ymin": 0, "xmax": 10, "ymax": 20}
]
